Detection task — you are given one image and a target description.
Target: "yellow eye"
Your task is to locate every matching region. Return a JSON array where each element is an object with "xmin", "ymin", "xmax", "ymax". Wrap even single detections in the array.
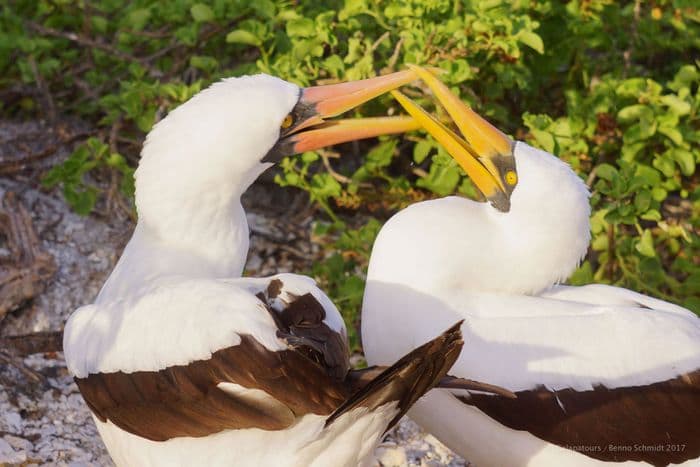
[
  {"xmin": 505, "ymin": 170, "xmax": 518, "ymax": 185},
  {"xmin": 281, "ymin": 114, "xmax": 294, "ymax": 129}
]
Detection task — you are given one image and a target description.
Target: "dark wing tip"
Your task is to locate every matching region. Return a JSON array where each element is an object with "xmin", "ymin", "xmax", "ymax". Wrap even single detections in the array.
[
  {"xmin": 438, "ymin": 376, "xmax": 517, "ymax": 399},
  {"xmin": 326, "ymin": 320, "xmax": 466, "ymax": 430}
]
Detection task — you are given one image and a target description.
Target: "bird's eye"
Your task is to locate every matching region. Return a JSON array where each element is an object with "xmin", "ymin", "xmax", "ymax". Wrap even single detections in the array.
[
  {"xmin": 505, "ymin": 171, "xmax": 518, "ymax": 185},
  {"xmin": 281, "ymin": 114, "xmax": 294, "ymax": 129}
]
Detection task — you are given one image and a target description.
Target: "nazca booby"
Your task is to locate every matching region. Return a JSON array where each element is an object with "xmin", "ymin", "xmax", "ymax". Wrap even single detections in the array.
[
  {"xmin": 62, "ymin": 70, "xmax": 506, "ymax": 467},
  {"xmin": 361, "ymin": 65, "xmax": 700, "ymax": 466}
]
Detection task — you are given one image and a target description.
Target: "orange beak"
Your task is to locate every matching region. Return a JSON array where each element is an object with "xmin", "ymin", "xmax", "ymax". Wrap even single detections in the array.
[{"xmin": 263, "ymin": 70, "xmax": 421, "ymax": 161}]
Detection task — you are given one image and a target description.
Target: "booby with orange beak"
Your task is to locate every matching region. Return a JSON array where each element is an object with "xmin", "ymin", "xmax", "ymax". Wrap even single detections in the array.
[
  {"xmin": 362, "ymin": 66, "xmax": 700, "ymax": 466},
  {"xmin": 62, "ymin": 70, "xmax": 505, "ymax": 467}
]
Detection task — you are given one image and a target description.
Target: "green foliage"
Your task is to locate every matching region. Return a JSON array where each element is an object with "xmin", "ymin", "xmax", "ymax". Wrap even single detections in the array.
[
  {"xmin": 42, "ymin": 137, "xmax": 134, "ymax": 215},
  {"xmin": 2, "ymin": 0, "xmax": 699, "ymax": 324},
  {"xmin": 310, "ymin": 219, "xmax": 382, "ymax": 350}
]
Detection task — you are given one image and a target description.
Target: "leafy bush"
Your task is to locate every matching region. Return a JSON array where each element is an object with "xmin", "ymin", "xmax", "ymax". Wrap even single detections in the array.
[{"xmin": 2, "ymin": 0, "xmax": 698, "ymax": 342}]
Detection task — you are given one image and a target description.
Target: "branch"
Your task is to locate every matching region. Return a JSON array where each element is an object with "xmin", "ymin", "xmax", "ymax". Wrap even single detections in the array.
[
  {"xmin": 0, "ymin": 331, "xmax": 64, "ymax": 356},
  {"xmin": 27, "ymin": 22, "xmax": 162, "ymax": 77}
]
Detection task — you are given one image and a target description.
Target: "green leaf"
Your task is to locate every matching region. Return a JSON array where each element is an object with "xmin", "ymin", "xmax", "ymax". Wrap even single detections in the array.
[
  {"xmin": 416, "ymin": 161, "xmax": 460, "ymax": 196},
  {"xmin": 568, "ymin": 261, "xmax": 593, "ymax": 285},
  {"xmin": 126, "ymin": 8, "xmax": 151, "ymax": 31},
  {"xmin": 189, "ymin": 55, "xmax": 218, "ymax": 72},
  {"xmin": 64, "ymin": 186, "xmax": 98, "ymax": 216},
  {"xmin": 226, "ymin": 30, "xmax": 261, "ymax": 46},
  {"xmin": 413, "ymin": 139, "xmax": 433, "ymax": 164},
  {"xmin": 301, "ymin": 151, "xmax": 319, "ymax": 163},
  {"xmin": 617, "ymin": 104, "xmax": 653, "ymax": 123},
  {"xmin": 658, "ymin": 126, "xmax": 683, "ymax": 146},
  {"xmin": 669, "ymin": 148, "xmax": 696, "ymax": 176},
  {"xmin": 634, "ymin": 190, "xmax": 651, "ymax": 213},
  {"xmin": 190, "ymin": 4, "xmax": 215, "ymax": 22},
  {"xmin": 322, "ymin": 55, "xmax": 345, "ymax": 77},
  {"xmin": 252, "ymin": 0, "xmax": 276, "ymax": 19},
  {"xmin": 366, "ymin": 140, "xmax": 396, "ymax": 169},
  {"xmin": 641, "ymin": 209, "xmax": 661, "ymax": 221},
  {"xmin": 518, "ymin": 31, "xmax": 544, "ymax": 54},
  {"xmin": 595, "ymin": 163, "xmax": 617, "ymax": 181},
  {"xmin": 635, "ymin": 229, "xmax": 656, "ymax": 257},
  {"xmin": 529, "ymin": 128, "xmax": 555, "ymax": 153},
  {"xmin": 286, "ymin": 18, "xmax": 315, "ymax": 38},
  {"xmin": 660, "ymin": 94, "xmax": 691, "ymax": 116},
  {"xmin": 311, "ymin": 173, "xmax": 342, "ymax": 199}
]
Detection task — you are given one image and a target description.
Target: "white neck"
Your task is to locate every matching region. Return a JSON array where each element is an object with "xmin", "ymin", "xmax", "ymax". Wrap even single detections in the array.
[
  {"xmin": 91, "ymin": 74, "xmax": 300, "ymax": 301},
  {"xmin": 97, "ymin": 194, "xmax": 250, "ymax": 303},
  {"xmin": 367, "ymin": 142, "xmax": 591, "ymax": 297}
]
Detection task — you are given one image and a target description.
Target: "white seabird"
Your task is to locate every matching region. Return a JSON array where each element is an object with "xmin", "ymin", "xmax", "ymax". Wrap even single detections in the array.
[
  {"xmin": 63, "ymin": 71, "xmax": 504, "ymax": 467},
  {"xmin": 361, "ymin": 66, "xmax": 700, "ymax": 467}
]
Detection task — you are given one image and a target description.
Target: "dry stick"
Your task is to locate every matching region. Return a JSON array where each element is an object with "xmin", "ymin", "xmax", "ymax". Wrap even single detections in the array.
[
  {"xmin": 319, "ymin": 150, "xmax": 352, "ymax": 184},
  {"xmin": 0, "ymin": 351, "xmax": 43, "ymax": 383},
  {"xmin": 27, "ymin": 22, "xmax": 162, "ymax": 78},
  {"xmin": 607, "ymin": 224, "xmax": 616, "ymax": 280},
  {"xmin": 28, "ymin": 22, "xmax": 143, "ymax": 66},
  {"xmin": 0, "ymin": 331, "xmax": 64, "ymax": 356},
  {"xmin": 385, "ymin": 37, "xmax": 404, "ymax": 71},
  {"xmin": 105, "ymin": 120, "xmax": 123, "ymax": 215},
  {"xmin": 370, "ymin": 31, "xmax": 391, "ymax": 53},
  {"xmin": 27, "ymin": 56, "xmax": 56, "ymax": 123},
  {"xmin": 623, "ymin": 0, "xmax": 642, "ymax": 76},
  {"xmin": 0, "ymin": 130, "xmax": 93, "ymax": 175}
]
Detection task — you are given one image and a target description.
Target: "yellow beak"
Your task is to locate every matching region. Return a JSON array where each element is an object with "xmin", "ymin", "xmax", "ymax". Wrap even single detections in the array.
[{"xmin": 392, "ymin": 65, "xmax": 517, "ymax": 212}]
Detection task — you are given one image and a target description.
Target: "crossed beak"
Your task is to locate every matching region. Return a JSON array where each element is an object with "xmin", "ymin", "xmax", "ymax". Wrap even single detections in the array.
[
  {"xmin": 264, "ymin": 66, "xmax": 517, "ymax": 212},
  {"xmin": 391, "ymin": 65, "xmax": 516, "ymax": 212}
]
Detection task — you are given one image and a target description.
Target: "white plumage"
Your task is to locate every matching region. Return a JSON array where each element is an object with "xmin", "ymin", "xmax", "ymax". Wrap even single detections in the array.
[
  {"xmin": 362, "ymin": 139, "xmax": 700, "ymax": 464},
  {"xmin": 63, "ymin": 72, "xmax": 469, "ymax": 467}
]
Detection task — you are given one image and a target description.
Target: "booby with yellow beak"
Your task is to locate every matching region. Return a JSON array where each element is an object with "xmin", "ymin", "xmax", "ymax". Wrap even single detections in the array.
[
  {"xmin": 362, "ymin": 66, "xmax": 700, "ymax": 466},
  {"xmin": 62, "ymin": 70, "xmax": 506, "ymax": 467}
]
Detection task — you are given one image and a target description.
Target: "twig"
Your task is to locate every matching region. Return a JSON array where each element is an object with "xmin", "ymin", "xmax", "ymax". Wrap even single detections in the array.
[
  {"xmin": 412, "ymin": 167, "xmax": 429, "ymax": 178},
  {"xmin": 370, "ymin": 31, "xmax": 391, "ymax": 53},
  {"xmin": 0, "ymin": 192, "xmax": 57, "ymax": 318},
  {"xmin": 385, "ymin": 37, "xmax": 404, "ymax": 71},
  {"xmin": 0, "ymin": 331, "xmax": 64, "ymax": 356},
  {"xmin": 27, "ymin": 56, "xmax": 56, "ymax": 123},
  {"xmin": 585, "ymin": 165, "xmax": 597, "ymax": 188},
  {"xmin": 0, "ymin": 351, "xmax": 43, "ymax": 383},
  {"xmin": 319, "ymin": 150, "xmax": 352, "ymax": 184},
  {"xmin": 0, "ymin": 130, "xmax": 93, "ymax": 175},
  {"xmin": 27, "ymin": 22, "xmax": 162, "ymax": 78},
  {"xmin": 105, "ymin": 120, "xmax": 122, "ymax": 214},
  {"xmin": 606, "ymin": 224, "xmax": 616, "ymax": 280},
  {"xmin": 28, "ymin": 22, "xmax": 138, "ymax": 64},
  {"xmin": 623, "ymin": 0, "xmax": 642, "ymax": 76}
]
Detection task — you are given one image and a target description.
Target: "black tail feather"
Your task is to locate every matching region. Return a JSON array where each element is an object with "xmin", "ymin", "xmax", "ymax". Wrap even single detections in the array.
[{"xmin": 327, "ymin": 321, "xmax": 464, "ymax": 431}]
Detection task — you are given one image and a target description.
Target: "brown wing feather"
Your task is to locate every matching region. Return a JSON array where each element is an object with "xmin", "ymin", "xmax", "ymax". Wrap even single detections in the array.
[
  {"xmin": 76, "ymin": 334, "xmax": 351, "ymax": 442},
  {"xmin": 459, "ymin": 369, "xmax": 700, "ymax": 466},
  {"xmin": 76, "ymin": 278, "xmax": 467, "ymax": 443},
  {"xmin": 328, "ymin": 321, "xmax": 464, "ymax": 431},
  {"xmin": 76, "ymin": 278, "xmax": 356, "ymax": 441}
]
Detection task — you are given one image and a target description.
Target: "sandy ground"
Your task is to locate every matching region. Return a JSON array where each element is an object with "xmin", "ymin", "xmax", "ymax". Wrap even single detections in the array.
[{"xmin": 0, "ymin": 120, "xmax": 467, "ymax": 466}]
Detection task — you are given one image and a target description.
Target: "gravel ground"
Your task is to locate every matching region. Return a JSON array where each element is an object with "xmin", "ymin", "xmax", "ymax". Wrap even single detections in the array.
[{"xmin": 0, "ymin": 120, "xmax": 468, "ymax": 466}]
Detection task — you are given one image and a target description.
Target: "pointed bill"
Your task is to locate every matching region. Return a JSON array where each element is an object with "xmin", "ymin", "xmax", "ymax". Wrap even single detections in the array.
[
  {"xmin": 265, "ymin": 69, "xmax": 422, "ymax": 161},
  {"xmin": 284, "ymin": 116, "xmax": 420, "ymax": 154},
  {"xmin": 404, "ymin": 65, "xmax": 518, "ymax": 211},
  {"xmin": 390, "ymin": 89, "xmax": 511, "ymax": 212}
]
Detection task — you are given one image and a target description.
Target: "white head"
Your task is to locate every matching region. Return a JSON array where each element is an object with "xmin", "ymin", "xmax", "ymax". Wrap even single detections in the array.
[
  {"xmin": 135, "ymin": 75, "xmax": 299, "ymax": 232},
  {"xmin": 494, "ymin": 141, "xmax": 591, "ymax": 292},
  {"xmin": 368, "ymin": 67, "xmax": 591, "ymax": 295},
  {"xmin": 133, "ymin": 71, "xmax": 425, "ymax": 239},
  {"xmin": 366, "ymin": 141, "xmax": 590, "ymax": 297}
]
